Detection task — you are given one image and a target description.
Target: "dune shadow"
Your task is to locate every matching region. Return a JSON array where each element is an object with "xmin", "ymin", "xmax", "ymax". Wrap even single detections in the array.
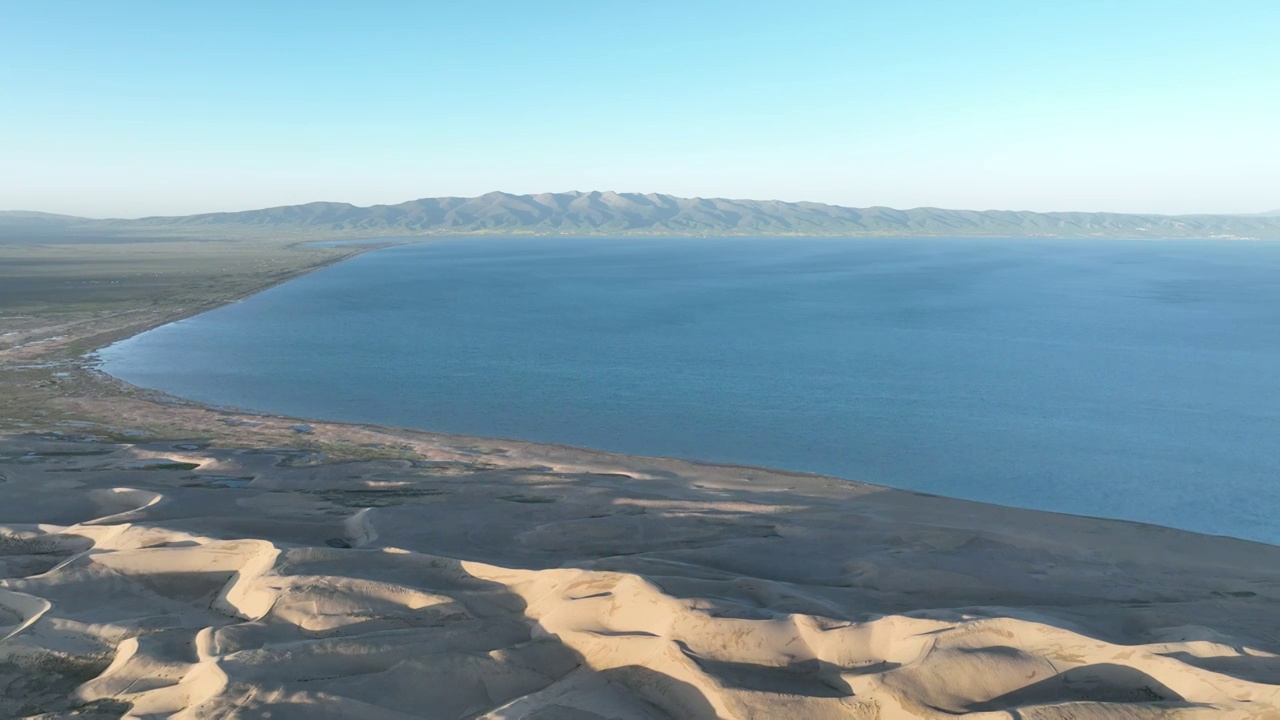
[
  {"xmin": 598, "ymin": 665, "xmax": 720, "ymax": 719},
  {"xmin": 964, "ymin": 663, "xmax": 1194, "ymax": 712},
  {"xmin": 1159, "ymin": 651, "xmax": 1280, "ymax": 686},
  {"xmin": 676, "ymin": 650, "xmax": 853, "ymax": 698}
]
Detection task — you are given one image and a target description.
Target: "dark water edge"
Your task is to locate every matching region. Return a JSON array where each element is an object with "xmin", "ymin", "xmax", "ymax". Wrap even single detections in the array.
[{"xmin": 99, "ymin": 236, "xmax": 1280, "ymax": 545}]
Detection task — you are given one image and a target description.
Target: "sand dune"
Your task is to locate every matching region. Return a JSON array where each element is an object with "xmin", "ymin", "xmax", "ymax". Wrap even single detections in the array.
[{"xmin": 1, "ymin": 429, "xmax": 1278, "ymax": 718}]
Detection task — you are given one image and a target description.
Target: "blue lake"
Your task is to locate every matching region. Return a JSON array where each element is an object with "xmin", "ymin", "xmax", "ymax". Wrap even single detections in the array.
[{"xmin": 99, "ymin": 237, "xmax": 1280, "ymax": 544}]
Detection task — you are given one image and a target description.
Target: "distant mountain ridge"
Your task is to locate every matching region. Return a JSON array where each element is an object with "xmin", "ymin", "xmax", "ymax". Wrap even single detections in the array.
[{"xmin": 5, "ymin": 192, "xmax": 1280, "ymax": 239}]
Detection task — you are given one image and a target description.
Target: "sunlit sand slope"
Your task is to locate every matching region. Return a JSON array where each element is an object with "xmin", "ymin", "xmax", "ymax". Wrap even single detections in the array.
[{"xmin": 1, "ymin": 430, "xmax": 1278, "ymax": 719}]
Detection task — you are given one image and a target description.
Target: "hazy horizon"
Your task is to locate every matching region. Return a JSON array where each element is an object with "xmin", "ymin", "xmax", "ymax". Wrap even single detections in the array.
[
  {"xmin": 3, "ymin": 1, "xmax": 1277, "ymax": 217},
  {"xmin": 3, "ymin": 190, "xmax": 1278, "ymax": 222}
]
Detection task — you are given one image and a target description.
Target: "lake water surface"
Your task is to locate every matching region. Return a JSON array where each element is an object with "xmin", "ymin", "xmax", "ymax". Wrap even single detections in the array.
[{"xmin": 99, "ymin": 237, "xmax": 1280, "ymax": 544}]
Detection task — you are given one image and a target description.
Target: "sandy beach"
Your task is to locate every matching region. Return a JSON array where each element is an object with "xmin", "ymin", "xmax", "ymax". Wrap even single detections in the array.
[
  {"xmin": 2, "ymin": 242, "xmax": 1279, "ymax": 719},
  {"xmin": 2, "ymin": 406, "xmax": 1280, "ymax": 719}
]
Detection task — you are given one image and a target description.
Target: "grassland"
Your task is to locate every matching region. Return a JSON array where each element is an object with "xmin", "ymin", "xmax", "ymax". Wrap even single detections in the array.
[{"xmin": 0, "ymin": 235, "xmax": 370, "ymax": 433}]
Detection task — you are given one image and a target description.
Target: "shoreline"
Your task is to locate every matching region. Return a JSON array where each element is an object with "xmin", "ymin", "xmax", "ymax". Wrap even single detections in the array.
[
  {"xmin": 83, "ymin": 241, "xmax": 390, "ymax": 358},
  {"xmin": 6, "ymin": 393, "xmax": 1280, "ymax": 717},
  {"xmin": 80, "ymin": 238, "xmax": 1279, "ymax": 549},
  {"xmin": 83, "ymin": 238, "xmax": 1276, "ymax": 549},
  {"xmin": 3, "ymin": 237, "xmax": 1280, "ymax": 717}
]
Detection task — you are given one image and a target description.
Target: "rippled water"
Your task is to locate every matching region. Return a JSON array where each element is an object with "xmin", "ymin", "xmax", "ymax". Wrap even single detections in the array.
[{"xmin": 99, "ymin": 237, "xmax": 1280, "ymax": 543}]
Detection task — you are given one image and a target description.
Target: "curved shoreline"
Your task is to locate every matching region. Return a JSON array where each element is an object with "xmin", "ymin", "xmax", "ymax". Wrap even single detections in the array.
[
  {"xmin": 5, "ymin": 238, "xmax": 1280, "ymax": 716},
  {"xmin": 87, "ymin": 238, "xmax": 1280, "ymax": 548},
  {"xmin": 85, "ymin": 242, "xmax": 391, "ymax": 359},
  {"xmin": 7, "ymin": 375, "xmax": 1280, "ymax": 717},
  {"xmin": 79, "ymin": 350, "xmax": 1280, "ymax": 552}
]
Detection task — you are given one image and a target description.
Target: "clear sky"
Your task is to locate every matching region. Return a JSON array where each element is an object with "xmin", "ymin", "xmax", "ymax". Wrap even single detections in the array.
[{"xmin": 2, "ymin": 0, "xmax": 1276, "ymax": 217}]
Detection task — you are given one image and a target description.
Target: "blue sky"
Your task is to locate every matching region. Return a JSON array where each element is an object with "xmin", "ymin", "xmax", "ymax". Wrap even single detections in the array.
[{"xmin": 2, "ymin": 0, "xmax": 1276, "ymax": 216}]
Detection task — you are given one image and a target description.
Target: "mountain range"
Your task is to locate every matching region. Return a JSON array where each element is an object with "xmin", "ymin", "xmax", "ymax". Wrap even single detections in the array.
[{"xmin": 4, "ymin": 192, "xmax": 1280, "ymax": 240}]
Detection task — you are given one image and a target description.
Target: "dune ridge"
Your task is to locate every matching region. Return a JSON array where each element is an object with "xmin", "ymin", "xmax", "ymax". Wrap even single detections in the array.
[{"xmin": 1, "ymin": 425, "xmax": 1279, "ymax": 718}]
